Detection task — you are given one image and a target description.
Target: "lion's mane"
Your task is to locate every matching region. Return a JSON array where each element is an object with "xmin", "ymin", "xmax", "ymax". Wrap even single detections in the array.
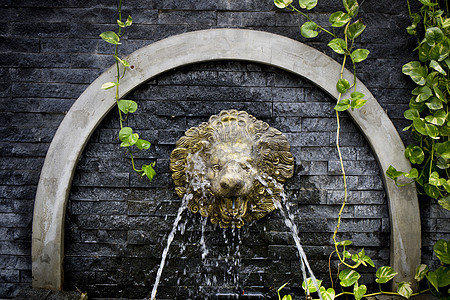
[{"xmin": 170, "ymin": 109, "xmax": 294, "ymax": 227}]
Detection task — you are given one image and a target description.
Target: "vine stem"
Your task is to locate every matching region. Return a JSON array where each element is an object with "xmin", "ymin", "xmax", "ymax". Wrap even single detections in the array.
[
  {"xmin": 331, "ymin": 50, "xmax": 358, "ymax": 269},
  {"xmin": 115, "ymin": 0, "xmax": 124, "ymax": 129}
]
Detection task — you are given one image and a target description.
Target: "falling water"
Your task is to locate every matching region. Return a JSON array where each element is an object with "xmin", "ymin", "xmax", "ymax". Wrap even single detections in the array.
[
  {"xmin": 149, "ymin": 193, "xmax": 192, "ymax": 300},
  {"xmin": 200, "ymin": 216, "xmax": 209, "ymax": 260},
  {"xmin": 256, "ymin": 173, "xmax": 323, "ymax": 300}
]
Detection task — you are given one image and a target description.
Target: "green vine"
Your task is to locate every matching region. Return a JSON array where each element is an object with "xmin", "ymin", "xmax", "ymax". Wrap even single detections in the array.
[
  {"xmin": 99, "ymin": 0, "xmax": 156, "ymax": 182},
  {"xmin": 275, "ymin": 0, "xmax": 449, "ymax": 299},
  {"xmin": 387, "ymin": 0, "xmax": 449, "ymax": 210}
]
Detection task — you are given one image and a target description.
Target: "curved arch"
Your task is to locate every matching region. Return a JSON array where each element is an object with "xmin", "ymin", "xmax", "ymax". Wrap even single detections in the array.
[{"xmin": 32, "ymin": 28, "xmax": 420, "ymax": 290}]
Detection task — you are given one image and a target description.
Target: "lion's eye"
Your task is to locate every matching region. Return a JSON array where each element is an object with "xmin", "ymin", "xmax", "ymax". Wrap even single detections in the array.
[{"xmin": 212, "ymin": 165, "xmax": 221, "ymax": 172}]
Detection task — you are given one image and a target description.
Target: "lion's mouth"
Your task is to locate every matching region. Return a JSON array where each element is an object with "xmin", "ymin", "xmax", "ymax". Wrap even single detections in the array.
[{"xmin": 219, "ymin": 196, "xmax": 249, "ymax": 220}]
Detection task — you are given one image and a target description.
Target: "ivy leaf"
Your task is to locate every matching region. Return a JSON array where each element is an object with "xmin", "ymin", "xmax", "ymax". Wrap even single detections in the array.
[
  {"xmin": 425, "ymin": 27, "xmax": 444, "ymax": 46},
  {"xmin": 119, "ymin": 127, "xmax": 133, "ymax": 142},
  {"xmin": 429, "ymin": 171, "xmax": 443, "ymax": 186},
  {"xmin": 412, "ymin": 86, "xmax": 432, "ymax": 102},
  {"xmin": 142, "ymin": 162, "xmax": 156, "ymax": 181},
  {"xmin": 302, "ymin": 278, "xmax": 322, "ymax": 293},
  {"xmin": 404, "ymin": 108, "xmax": 420, "ymax": 121},
  {"xmin": 117, "ymin": 19, "xmax": 125, "ymax": 28},
  {"xmin": 282, "ymin": 295, "xmax": 292, "ymax": 300},
  {"xmin": 101, "ymin": 81, "xmax": 119, "ymax": 90},
  {"xmin": 405, "ymin": 145, "xmax": 425, "ymax": 164},
  {"xmin": 397, "ymin": 282, "xmax": 413, "ymax": 299},
  {"xmin": 436, "ymin": 141, "xmax": 450, "ymax": 159},
  {"xmin": 338, "ymin": 240, "xmax": 353, "ymax": 246},
  {"xmin": 328, "ymin": 38, "xmax": 347, "ymax": 54},
  {"xmin": 351, "ymin": 98, "xmax": 367, "ymax": 109},
  {"xmin": 433, "ymin": 86, "xmax": 445, "ymax": 102},
  {"xmin": 434, "ymin": 239, "xmax": 450, "ymax": 264},
  {"xmin": 375, "ymin": 266, "xmax": 398, "ymax": 283},
  {"xmin": 114, "ymin": 55, "xmax": 130, "ymax": 68},
  {"xmin": 425, "ymin": 109, "xmax": 447, "ymax": 126},
  {"xmin": 135, "ymin": 139, "xmax": 151, "ymax": 150},
  {"xmin": 424, "ymin": 184, "xmax": 440, "ymax": 199},
  {"xmin": 415, "ymin": 264, "xmax": 429, "ymax": 281},
  {"xmin": 336, "ymin": 79, "xmax": 350, "ymax": 93},
  {"xmin": 339, "ymin": 269, "xmax": 360, "ymax": 287},
  {"xmin": 342, "ymin": 0, "xmax": 359, "ymax": 17},
  {"xmin": 334, "ymin": 98, "xmax": 351, "ymax": 111},
  {"xmin": 425, "ymin": 97, "xmax": 443, "ymax": 110},
  {"xmin": 125, "ymin": 15, "xmax": 133, "ymax": 27},
  {"xmin": 443, "ymin": 180, "xmax": 450, "ymax": 192},
  {"xmin": 363, "ymin": 255, "xmax": 375, "ymax": 267},
  {"xmin": 301, "ymin": 21, "xmax": 319, "ymax": 38},
  {"xmin": 347, "ymin": 20, "xmax": 366, "ymax": 40},
  {"xmin": 350, "ymin": 91, "xmax": 367, "ymax": 109},
  {"xmin": 121, "ymin": 132, "xmax": 139, "ymax": 147},
  {"xmin": 99, "ymin": 31, "xmax": 121, "ymax": 45},
  {"xmin": 407, "ymin": 24, "xmax": 417, "ymax": 35},
  {"xmin": 426, "ymin": 271, "xmax": 439, "ymax": 291},
  {"xmin": 442, "ymin": 18, "xmax": 450, "ymax": 28},
  {"xmin": 118, "ymin": 100, "xmax": 138, "ymax": 114},
  {"xmin": 299, "ymin": 0, "xmax": 318, "ymax": 10},
  {"xmin": 404, "ymin": 168, "xmax": 418, "ymax": 179},
  {"xmin": 386, "ymin": 165, "xmax": 404, "ymax": 180},
  {"xmin": 437, "ymin": 157, "xmax": 450, "ymax": 170},
  {"xmin": 343, "ymin": 250, "xmax": 352, "ymax": 259},
  {"xmin": 329, "ymin": 11, "xmax": 351, "ymax": 27},
  {"xmin": 438, "ymin": 196, "xmax": 450, "ymax": 210},
  {"xmin": 274, "ymin": 0, "xmax": 293, "ymax": 8},
  {"xmin": 418, "ymin": 43, "xmax": 430, "ymax": 62},
  {"xmin": 353, "ymin": 282, "xmax": 367, "ymax": 300},
  {"xmin": 320, "ymin": 287, "xmax": 335, "ymax": 300},
  {"xmin": 350, "ymin": 92, "xmax": 364, "ymax": 100},
  {"xmin": 402, "ymin": 61, "xmax": 427, "ymax": 85},
  {"xmin": 351, "ymin": 49, "xmax": 370, "ymax": 63},
  {"xmin": 413, "ymin": 118, "xmax": 427, "ymax": 135},
  {"xmin": 425, "ymin": 123, "xmax": 439, "ymax": 139},
  {"xmin": 427, "ymin": 266, "xmax": 450, "ymax": 289},
  {"xmin": 430, "ymin": 60, "xmax": 447, "ymax": 75},
  {"xmin": 434, "ymin": 266, "xmax": 450, "ymax": 287}
]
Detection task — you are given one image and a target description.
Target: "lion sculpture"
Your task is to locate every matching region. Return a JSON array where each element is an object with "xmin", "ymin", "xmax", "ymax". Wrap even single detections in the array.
[{"xmin": 170, "ymin": 109, "xmax": 294, "ymax": 228}]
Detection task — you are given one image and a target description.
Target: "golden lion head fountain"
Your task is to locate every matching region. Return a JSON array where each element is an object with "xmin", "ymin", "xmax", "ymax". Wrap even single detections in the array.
[{"xmin": 170, "ymin": 110, "xmax": 294, "ymax": 228}]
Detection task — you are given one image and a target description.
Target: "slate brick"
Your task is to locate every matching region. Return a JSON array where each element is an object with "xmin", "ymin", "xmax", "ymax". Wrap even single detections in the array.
[
  {"xmin": 0, "ymin": 37, "xmax": 39, "ymax": 53},
  {"xmin": 0, "ymin": 2, "xmax": 445, "ymax": 298},
  {"xmin": 159, "ymin": 10, "xmax": 216, "ymax": 25},
  {"xmin": 10, "ymin": 68, "xmax": 99, "ymax": 84},
  {"xmin": 217, "ymin": 12, "xmax": 276, "ymax": 27},
  {"xmin": 0, "ymin": 269, "xmax": 19, "ymax": 283},
  {"xmin": 10, "ymin": 22, "xmax": 71, "ymax": 38},
  {"xmin": 328, "ymin": 160, "xmax": 380, "ymax": 176},
  {"xmin": 274, "ymin": 102, "xmax": 335, "ymax": 117}
]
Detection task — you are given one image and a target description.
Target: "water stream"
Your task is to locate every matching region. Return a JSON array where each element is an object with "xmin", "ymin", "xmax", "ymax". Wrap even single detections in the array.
[
  {"xmin": 149, "ymin": 193, "xmax": 191, "ymax": 300},
  {"xmin": 151, "ymin": 155, "xmax": 321, "ymax": 299},
  {"xmin": 257, "ymin": 173, "xmax": 323, "ymax": 300}
]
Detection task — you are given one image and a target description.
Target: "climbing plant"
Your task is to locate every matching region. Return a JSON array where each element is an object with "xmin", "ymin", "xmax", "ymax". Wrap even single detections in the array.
[
  {"xmin": 99, "ymin": 0, "xmax": 156, "ymax": 181},
  {"xmin": 275, "ymin": 0, "xmax": 449, "ymax": 299},
  {"xmin": 386, "ymin": 0, "xmax": 449, "ymax": 212}
]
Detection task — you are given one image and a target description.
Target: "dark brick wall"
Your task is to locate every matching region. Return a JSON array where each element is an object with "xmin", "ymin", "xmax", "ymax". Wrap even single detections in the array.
[
  {"xmin": 0, "ymin": 0, "xmax": 448, "ymax": 298},
  {"xmin": 65, "ymin": 61, "xmax": 390, "ymax": 298}
]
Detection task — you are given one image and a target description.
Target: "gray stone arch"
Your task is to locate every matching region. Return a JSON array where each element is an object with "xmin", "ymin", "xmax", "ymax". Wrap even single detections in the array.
[{"xmin": 32, "ymin": 28, "xmax": 420, "ymax": 290}]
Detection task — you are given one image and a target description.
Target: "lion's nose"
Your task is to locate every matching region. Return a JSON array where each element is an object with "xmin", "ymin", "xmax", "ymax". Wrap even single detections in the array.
[{"xmin": 220, "ymin": 177, "xmax": 244, "ymax": 191}]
